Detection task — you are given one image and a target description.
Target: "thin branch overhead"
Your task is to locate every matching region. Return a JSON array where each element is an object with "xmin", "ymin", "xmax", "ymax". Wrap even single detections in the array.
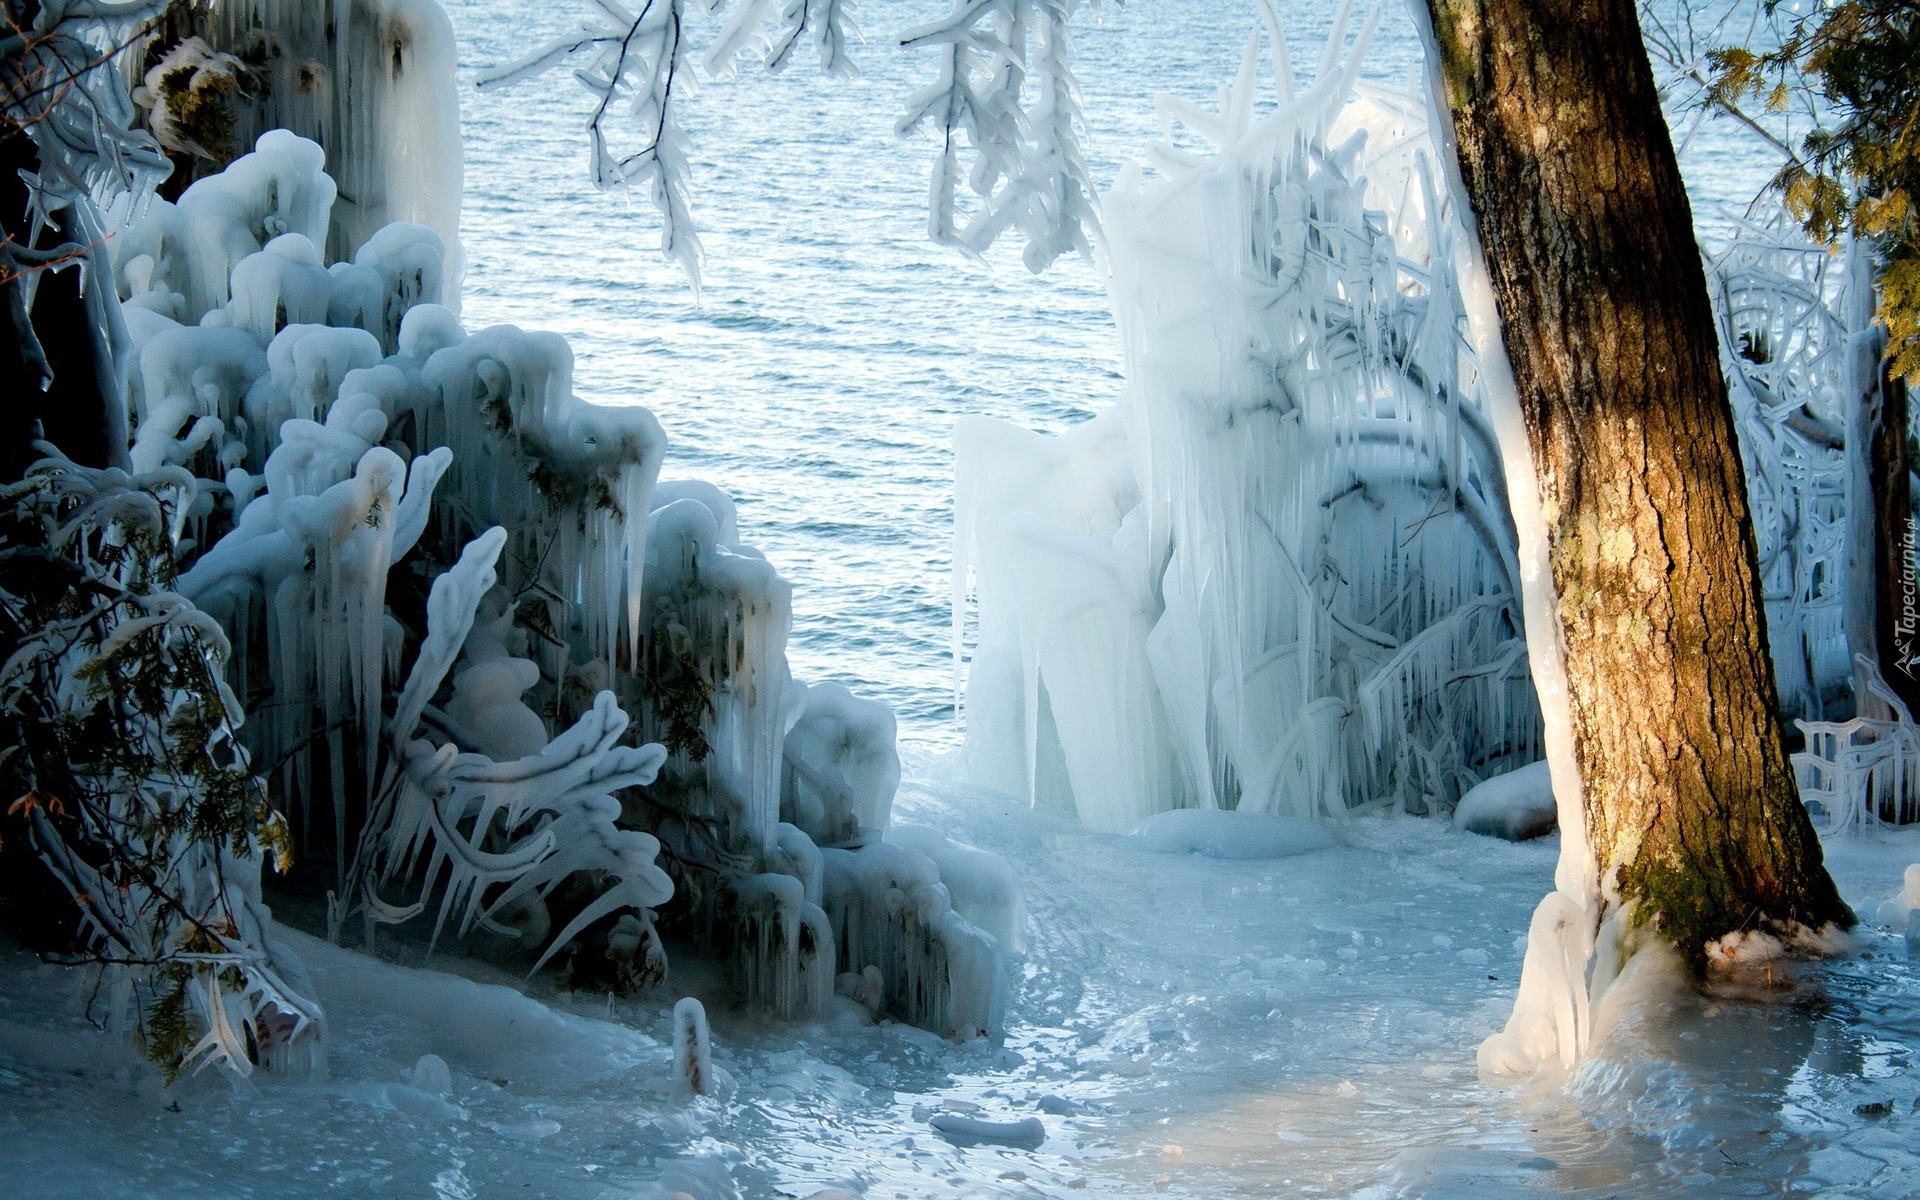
[
  {"xmin": 478, "ymin": 0, "xmax": 1102, "ymax": 284},
  {"xmin": 897, "ymin": 0, "xmax": 1100, "ymax": 272}
]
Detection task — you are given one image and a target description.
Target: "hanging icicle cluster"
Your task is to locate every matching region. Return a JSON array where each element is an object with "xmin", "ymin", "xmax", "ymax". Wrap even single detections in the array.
[{"xmin": 954, "ymin": 1, "xmax": 1537, "ymax": 831}]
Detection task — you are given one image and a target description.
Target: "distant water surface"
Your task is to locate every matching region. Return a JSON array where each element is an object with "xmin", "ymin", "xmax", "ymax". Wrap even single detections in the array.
[{"xmin": 442, "ymin": 0, "xmax": 1781, "ymax": 748}]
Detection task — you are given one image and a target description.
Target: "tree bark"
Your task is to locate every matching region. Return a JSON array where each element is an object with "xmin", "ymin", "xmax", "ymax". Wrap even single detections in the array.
[
  {"xmin": 1867, "ymin": 354, "xmax": 1918, "ymax": 716},
  {"xmin": 1423, "ymin": 0, "xmax": 1853, "ymax": 970}
]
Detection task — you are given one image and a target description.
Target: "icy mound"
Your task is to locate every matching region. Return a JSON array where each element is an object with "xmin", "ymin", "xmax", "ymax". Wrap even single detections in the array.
[
  {"xmin": 1128, "ymin": 809, "xmax": 1336, "ymax": 860},
  {"xmin": 96, "ymin": 128, "xmax": 1009, "ymax": 1049},
  {"xmin": 1454, "ymin": 762, "xmax": 1557, "ymax": 842},
  {"xmin": 1872, "ymin": 863, "xmax": 1920, "ymax": 927}
]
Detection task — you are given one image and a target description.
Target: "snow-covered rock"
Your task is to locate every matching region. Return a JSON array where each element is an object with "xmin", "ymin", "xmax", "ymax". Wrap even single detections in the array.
[{"xmin": 1454, "ymin": 762, "xmax": 1557, "ymax": 842}]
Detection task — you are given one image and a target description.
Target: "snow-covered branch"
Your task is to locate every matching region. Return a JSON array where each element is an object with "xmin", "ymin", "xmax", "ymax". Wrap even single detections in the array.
[
  {"xmin": 481, "ymin": 0, "xmax": 1102, "ymax": 280},
  {"xmin": 896, "ymin": 0, "xmax": 1098, "ymax": 270}
]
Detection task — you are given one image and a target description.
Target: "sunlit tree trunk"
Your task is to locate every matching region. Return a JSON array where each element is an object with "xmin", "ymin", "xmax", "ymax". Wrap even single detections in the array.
[{"xmin": 1421, "ymin": 0, "xmax": 1853, "ymax": 970}]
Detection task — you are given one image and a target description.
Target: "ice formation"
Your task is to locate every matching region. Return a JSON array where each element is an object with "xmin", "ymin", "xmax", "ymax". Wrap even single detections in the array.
[
  {"xmin": 783, "ymin": 682, "xmax": 902, "ymax": 847},
  {"xmin": 1871, "ymin": 863, "xmax": 1920, "ymax": 928},
  {"xmin": 897, "ymin": 0, "xmax": 1100, "ymax": 272},
  {"xmin": 102, "ymin": 119, "xmax": 1011, "ymax": 1046},
  {"xmin": 928, "ymin": 1113, "xmax": 1048, "ymax": 1148},
  {"xmin": 821, "ymin": 843, "xmax": 1008, "ymax": 1038},
  {"xmin": 1452, "ymin": 761, "xmax": 1556, "ymax": 842},
  {"xmin": 673, "ymin": 996, "xmax": 718, "ymax": 1095},
  {"xmin": 887, "ymin": 824, "xmax": 1027, "ymax": 956},
  {"xmin": 135, "ymin": 0, "xmax": 466, "ymax": 282},
  {"xmin": 954, "ymin": 3, "xmax": 1539, "ymax": 833}
]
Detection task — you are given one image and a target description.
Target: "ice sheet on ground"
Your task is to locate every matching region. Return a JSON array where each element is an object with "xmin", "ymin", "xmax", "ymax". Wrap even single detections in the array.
[
  {"xmin": 1128, "ymin": 807, "xmax": 1338, "ymax": 859},
  {"xmin": 6, "ymin": 778, "xmax": 1920, "ymax": 1199}
]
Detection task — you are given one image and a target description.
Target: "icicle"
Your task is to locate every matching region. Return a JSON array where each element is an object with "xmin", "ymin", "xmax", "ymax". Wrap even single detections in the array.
[
  {"xmin": 673, "ymin": 997, "xmax": 717, "ymax": 1095},
  {"xmin": 819, "ymin": 842, "xmax": 1007, "ymax": 1038},
  {"xmin": 953, "ymin": 14, "xmax": 1534, "ymax": 828}
]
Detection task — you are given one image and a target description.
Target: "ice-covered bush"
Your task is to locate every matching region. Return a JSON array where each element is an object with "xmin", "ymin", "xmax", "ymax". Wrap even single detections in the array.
[
  {"xmin": 77, "ymin": 121, "xmax": 1013, "ymax": 1048},
  {"xmin": 0, "ymin": 457, "xmax": 323, "ymax": 1084}
]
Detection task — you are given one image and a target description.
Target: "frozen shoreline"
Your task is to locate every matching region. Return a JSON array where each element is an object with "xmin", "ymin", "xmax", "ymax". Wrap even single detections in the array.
[{"xmin": 5, "ymin": 768, "xmax": 1918, "ymax": 1199}]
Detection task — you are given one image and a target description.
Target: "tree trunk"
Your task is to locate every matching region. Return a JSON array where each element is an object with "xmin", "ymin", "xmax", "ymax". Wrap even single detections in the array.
[
  {"xmin": 1864, "ymin": 345, "xmax": 1918, "ymax": 716},
  {"xmin": 1422, "ymin": 0, "xmax": 1852, "ymax": 971}
]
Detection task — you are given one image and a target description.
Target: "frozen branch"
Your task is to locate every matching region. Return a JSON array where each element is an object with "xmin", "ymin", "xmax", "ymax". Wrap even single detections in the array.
[{"xmin": 896, "ymin": 0, "xmax": 1099, "ymax": 270}]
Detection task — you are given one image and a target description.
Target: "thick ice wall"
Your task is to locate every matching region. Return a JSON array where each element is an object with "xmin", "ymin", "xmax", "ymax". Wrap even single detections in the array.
[
  {"xmin": 952, "ymin": 411, "xmax": 1186, "ymax": 831},
  {"xmin": 956, "ymin": 16, "xmax": 1536, "ymax": 831},
  {"xmin": 155, "ymin": 0, "xmax": 464, "ymax": 283},
  {"xmin": 781, "ymin": 681, "xmax": 901, "ymax": 846}
]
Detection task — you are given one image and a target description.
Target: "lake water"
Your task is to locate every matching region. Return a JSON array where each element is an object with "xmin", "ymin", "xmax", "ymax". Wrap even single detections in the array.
[{"xmin": 443, "ymin": 0, "xmax": 1432, "ymax": 746}]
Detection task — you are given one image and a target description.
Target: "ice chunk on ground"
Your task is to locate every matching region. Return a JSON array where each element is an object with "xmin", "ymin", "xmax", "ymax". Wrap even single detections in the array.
[
  {"xmin": 1127, "ymin": 809, "xmax": 1336, "ymax": 860},
  {"xmin": 1453, "ymin": 761, "xmax": 1557, "ymax": 842},
  {"xmin": 411, "ymin": 1052, "xmax": 452, "ymax": 1095},
  {"xmin": 1873, "ymin": 863, "xmax": 1920, "ymax": 926},
  {"xmin": 928, "ymin": 1113, "xmax": 1047, "ymax": 1147}
]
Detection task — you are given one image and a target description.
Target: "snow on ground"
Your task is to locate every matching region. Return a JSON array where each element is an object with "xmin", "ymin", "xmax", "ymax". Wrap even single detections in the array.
[{"xmin": 5, "ymin": 769, "xmax": 1920, "ymax": 1199}]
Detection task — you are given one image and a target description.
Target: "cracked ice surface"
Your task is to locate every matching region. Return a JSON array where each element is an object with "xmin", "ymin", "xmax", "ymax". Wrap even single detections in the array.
[{"xmin": 5, "ymin": 769, "xmax": 1920, "ymax": 1199}]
